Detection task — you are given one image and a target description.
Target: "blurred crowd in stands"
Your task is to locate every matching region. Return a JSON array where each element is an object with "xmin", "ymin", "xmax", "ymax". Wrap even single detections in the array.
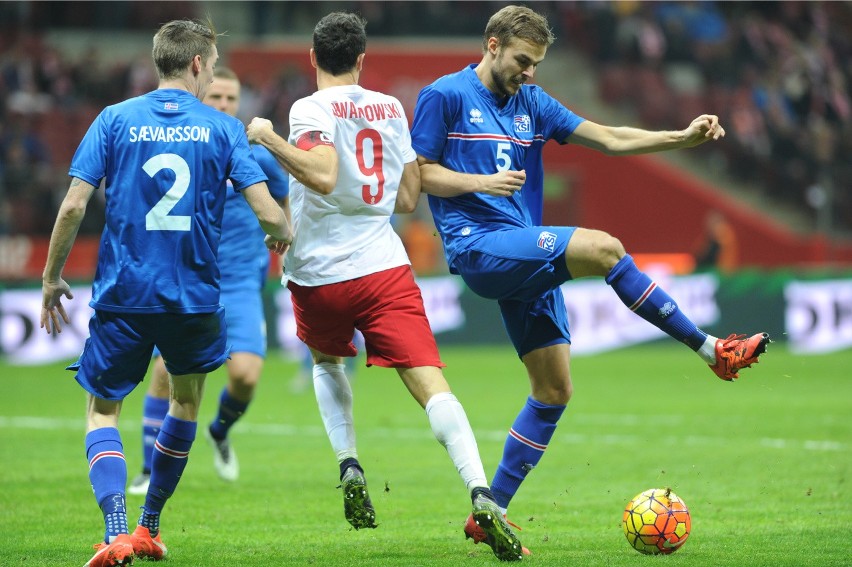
[
  {"xmin": 1, "ymin": 1, "xmax": 850, "ymax": 242},
  {"xmin": 560, "ymin": 1, "xmax": 852, "ymax": 235}
]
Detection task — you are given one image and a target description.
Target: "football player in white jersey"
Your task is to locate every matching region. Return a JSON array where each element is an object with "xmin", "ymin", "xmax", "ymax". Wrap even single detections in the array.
[{"xmin": 246, "ymin": 11, "xmax": 524, "ymax": 562}]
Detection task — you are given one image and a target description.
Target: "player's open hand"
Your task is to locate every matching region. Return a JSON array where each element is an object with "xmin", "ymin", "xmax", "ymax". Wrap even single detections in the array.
[
  {"xmin": 683, "ymin": 114, "xmax": 725, "ymax": 146},
  {"xmin": 480, "ymin": 169, "xmax": 526, "ymax": 197},
  {"xmin": 265, "ymin": 234, "xmax": 291, "ymax": 255},
  {"xmin": 41, "ymin": 278, "xmax": 72, "ymax": 334},
  {"xmin": 247, "ymin": 117, "xmax": 275, "ymax": 145}
]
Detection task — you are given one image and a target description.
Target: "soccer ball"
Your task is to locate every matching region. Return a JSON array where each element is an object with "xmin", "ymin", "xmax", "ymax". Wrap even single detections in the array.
[{"xmin": 622, "ymin": 488, "xmax": 691, "ymax": 554}]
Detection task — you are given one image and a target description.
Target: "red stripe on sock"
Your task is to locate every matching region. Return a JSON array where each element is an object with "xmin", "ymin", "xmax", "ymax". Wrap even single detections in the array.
[
  {"xmin": 509, "ymin": 428, "xmax": 547, "ymax": 451},
  {"xmin": 629, "ymin": 282, "xmax": 657, "ymax": 311},
  {"xmin": 89, "ymin": 451, "xmax": 126, "ymax": 469},
  {"xmin": 154, "ymin": 440, "xmax": 189, "ymax": 459}
]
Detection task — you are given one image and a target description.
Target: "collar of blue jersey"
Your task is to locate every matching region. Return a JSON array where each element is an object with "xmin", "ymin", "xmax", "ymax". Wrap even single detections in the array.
[
  {"xmin": 151, "ymin": 88, "xmax": 199, "ymax": 100},
  {"xmin": 464, "ymin": 64, "xmax": 511, "ymax": 109}
]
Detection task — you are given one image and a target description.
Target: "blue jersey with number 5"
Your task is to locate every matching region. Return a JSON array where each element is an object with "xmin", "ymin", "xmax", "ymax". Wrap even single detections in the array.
[
  {"xmin": 411, "ymin": 65, "xmax": 585, "ymax": 271},
  {"xmin": 69, "ymin": 88, "xmax": 267, "ymax": 314}
]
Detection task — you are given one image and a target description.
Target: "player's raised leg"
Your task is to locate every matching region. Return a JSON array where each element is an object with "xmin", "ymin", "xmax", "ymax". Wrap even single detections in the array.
[{"xmin": 567, "ymin": 228, "xmax": 770, "ymax": 379}]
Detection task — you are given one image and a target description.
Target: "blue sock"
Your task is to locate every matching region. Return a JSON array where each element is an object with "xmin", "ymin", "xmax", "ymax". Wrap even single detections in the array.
[
  {"xmin": 86, "ymin": 427, "xmax": 129, "ymax": 542},
  {"xmin": 143, "ymin": 414, "xmax": 196, "ymax": 535},
  {"xmin": 606, "ymin": 254, "xmax": 707, "ymax": 350},
  {"xmin": 208, "ymin": 387, "xmax": 249, "ymax": 440},
  {"xmin": 141, "ymin": 395, "xmax": 169, "ymax": 474},
  {"xmin": 491, "ymin": 397, "xmax": 566, "ymax": 509}
]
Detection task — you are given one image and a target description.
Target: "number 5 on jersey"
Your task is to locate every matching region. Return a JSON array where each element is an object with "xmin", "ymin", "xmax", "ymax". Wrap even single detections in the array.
[{"xmin": 496, "ymin": 142, "xmax": 512, "ymax": 172}]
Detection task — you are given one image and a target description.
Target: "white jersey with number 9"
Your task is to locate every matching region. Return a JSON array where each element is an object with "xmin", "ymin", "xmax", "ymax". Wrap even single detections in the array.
[{"xmin": 285, "ymin": 84, "xmax": 415, "ymax": 286}]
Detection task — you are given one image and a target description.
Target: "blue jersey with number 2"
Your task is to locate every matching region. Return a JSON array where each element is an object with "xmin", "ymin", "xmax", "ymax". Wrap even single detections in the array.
[
  {"xmin": 411, "ymin": 64, "xmax": 585, "ymax": 271},
  {"xmin": 69, "ymin": 89, "xmax": 267, "ymax": 314}
]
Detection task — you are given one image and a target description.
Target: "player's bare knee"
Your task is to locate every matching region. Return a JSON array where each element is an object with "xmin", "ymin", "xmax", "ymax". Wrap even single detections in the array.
[
  {"xmin": 535, "ymin": 382, "xmax": 573, "ymax": 405},
  {"xmin": 594, "ymin": 232, "xmax": 626, "ymax": 271},
  {"xmin": 568, "ymin": 229, "xmax": 626, "ymax": 277},
  {"xmin": 557, "ymin": 381, "xmax": 574, "ymax": 405},
  {"xmin": 228, "ymin": 377, "xmax": 257, "ymax": 400}
]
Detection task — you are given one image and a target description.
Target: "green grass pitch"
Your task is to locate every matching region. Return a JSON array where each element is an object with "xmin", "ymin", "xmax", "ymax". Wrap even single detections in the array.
[{"xmin": 1, "ymin": 343, "xmax": 850, "ymax": 566}]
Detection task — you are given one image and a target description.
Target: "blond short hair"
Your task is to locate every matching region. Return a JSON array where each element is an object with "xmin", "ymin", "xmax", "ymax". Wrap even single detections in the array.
[
  {"xmin": 214, "ymin": 67, "xmax": 239, "ymax": 82},
  {"xmin": 483, "ymin": 5, "xmax": 555, "ymax": 52},
  {"xmin": 152, "ymin": 18, "xmax": 217, "ymax": 80}
]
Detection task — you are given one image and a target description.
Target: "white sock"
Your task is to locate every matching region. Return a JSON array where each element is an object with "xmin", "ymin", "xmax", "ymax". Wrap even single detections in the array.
[
  {"xmin": 698, "ymin": 335, "xmax": 719, "ymax": 365},
  {"xmin": 313, "ymin": 362, "xmax": 357, "ymax": 462},
  {"xmin": 425, "ymin": 392, "xmax": 488, "ymax": 492}
]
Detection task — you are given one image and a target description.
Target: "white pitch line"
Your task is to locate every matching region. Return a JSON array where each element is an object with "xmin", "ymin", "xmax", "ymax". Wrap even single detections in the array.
[{"xmin": 0, "ymin": 415, "xmax": 846, "ymax": 453}]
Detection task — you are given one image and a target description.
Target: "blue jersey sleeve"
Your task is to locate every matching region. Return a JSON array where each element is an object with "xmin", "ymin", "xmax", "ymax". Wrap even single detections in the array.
[
  {"xmin": 252, "ymin": 145, "xmax": 288, "ymax": 200},
  {"xmin": 227, "ymin": 126, "xmax": 268, "ymax": 191},
  {"xmin": 68, "ymin": 110, "xmax": 110, "ymax": 186},
  {"xmin": 411, "ymin": 84, "xmax": 451, "ymax": 161},
  {"xmin": 533, "ymin": 88, "xmax": 585, "ymax": 144}
]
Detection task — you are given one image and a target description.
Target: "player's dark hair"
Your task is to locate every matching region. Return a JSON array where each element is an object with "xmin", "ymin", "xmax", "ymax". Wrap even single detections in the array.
[
  {"xmin": 312, "ymin": 12, "xmax": 367, "ymax": 76},
  {"xmin": 153, "ymin": 18, "xmax": 218, "ymax": 80},
  {"xmin": 483, "ymin": 5, "xmax": 555, "ymax": 52}
]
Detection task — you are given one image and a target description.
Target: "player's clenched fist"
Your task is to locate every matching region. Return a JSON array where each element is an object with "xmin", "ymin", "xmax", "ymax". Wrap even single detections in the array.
[
  {"xmin": 683, "ymin": 114, "xmax": 726, "ymax": 146},
  {"xmin": 247, "ymin": 117, "xmax": 274, "ymax": 144}
]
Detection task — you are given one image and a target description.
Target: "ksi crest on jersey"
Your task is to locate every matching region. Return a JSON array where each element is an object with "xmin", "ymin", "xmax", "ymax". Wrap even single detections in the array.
[
  {"xmin": 537, "ymin": 230, "xmax": 557, "ymax": 252},
  {"xmin": 514, "ymin": 114, "xmax": 531, "ymax": 133}
]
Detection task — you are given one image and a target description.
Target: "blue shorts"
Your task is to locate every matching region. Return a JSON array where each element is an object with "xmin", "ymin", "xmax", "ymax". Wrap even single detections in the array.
[
  {"xmin": 69, "ymin": 308, "xmax": 229, "ymax": 400},
  {"xmin": 152, "ymin": 288, "xmax": 266, "ymax": 360},
  {"xmin": 220, "ymin": 286, "xmax": 267, "ymax": 357},
  {"xmin": 453, "ymin": 226, "xmax": 576, "ymax": 357}
]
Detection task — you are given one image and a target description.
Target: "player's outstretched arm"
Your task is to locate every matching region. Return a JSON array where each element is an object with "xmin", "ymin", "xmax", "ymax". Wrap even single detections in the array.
[
  {"xmin": 394, "ymin": 160, "xmax": 422, "ymax": 214},
  {"xmin": 41, "ymin": 177, "xmax": 95, "ymax": 333},
  {"xmin": 242, "ymin": 181, "xmax": 292, "ymax": 248},
  {"xmin": 417, "ymin": 156, "xmax": 525, "ymax": 198},
  {"xmin": 569, "ymin": 115, "xmax": 725, "ymax": 156},
  {"xmin": 247, "ymin": 117, "xmax": 339, "ymax": 195}
]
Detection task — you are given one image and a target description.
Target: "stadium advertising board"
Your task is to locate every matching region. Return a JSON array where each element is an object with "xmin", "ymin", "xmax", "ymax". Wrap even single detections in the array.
[
  {"xmin": 3, "ymin": 275, "xmax": 851, "ymax": 364},
  {"xmin": 785, "ymin": 280, "xmax": 852, "ymax": 354}
]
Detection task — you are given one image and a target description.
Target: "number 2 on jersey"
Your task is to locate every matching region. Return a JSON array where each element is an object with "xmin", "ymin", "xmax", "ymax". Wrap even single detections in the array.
[
  {"xmin": 144, "ymin": 153, "xmax": 191, "ymax": 231},
  {"xmin": 356, "ymin": 129, "xmax": 385, "ymax": 205}
]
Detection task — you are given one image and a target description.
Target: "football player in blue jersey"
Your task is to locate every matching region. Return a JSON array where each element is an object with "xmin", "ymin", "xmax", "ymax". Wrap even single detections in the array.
[
  {"xmin": 411, "ymin": 5, "xmax": 770, "ymax": 555},
  {"xmin": 127, "ymin": 67, "xmax": 289, "ymax": 496},
  {"xmin": 39, "ymin": 19, "xmax": 291, "ymax": 567}
]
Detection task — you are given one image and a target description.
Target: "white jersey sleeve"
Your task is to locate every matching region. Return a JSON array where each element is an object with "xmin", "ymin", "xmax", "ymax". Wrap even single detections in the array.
[{"xmin": 285, "ymin": 85, "xmax": 414, "ymax": 286}]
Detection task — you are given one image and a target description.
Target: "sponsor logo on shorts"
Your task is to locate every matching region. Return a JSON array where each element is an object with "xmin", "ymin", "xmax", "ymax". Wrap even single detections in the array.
[
  {"xmin": 658, "ymin": 301, "xmax": 677, "ymax": 318},
  {"xmin": 537, "ymin": 231, "xmax": 557, "ymax": 252},
  {"xmin": 461, "ymin": 227, "xmax": 471, "ymax": 236}
]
